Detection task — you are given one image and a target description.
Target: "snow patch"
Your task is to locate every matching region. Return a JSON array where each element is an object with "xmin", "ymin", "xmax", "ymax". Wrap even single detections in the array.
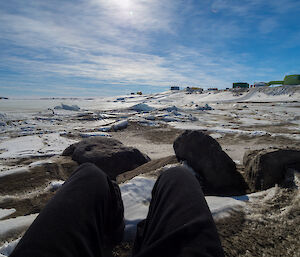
[
  {"xmin": 0, "ymin": 134, "xmax": 77, "ymax": 159},
  {"xmin": 46, "ymin": 180, "xmax": 65, "ymax": 192},
  {"xmin": 80, "ymin": 132, "xmax": 111, "ymax": 138},
  {"xmin": 206, "ymin": 196, "xmax": 246, "ymax": 221},
  {"xmin": 0, "ymin": 209, "xmax": 16, "ymax": 219},
  {"xmin": 120, "ymin": 176, "xmax": 156, "ymax": 240},
  {"xmin": 0, "ymin": 214, "xmax": 38, "ymax": 242},
  {"xmin": 0, "ymin": 238, "xmax": 20, "ymax": 257},
  {"xmin": 0, "ymin": 167, "xmax": 30, "ymax": 178}
]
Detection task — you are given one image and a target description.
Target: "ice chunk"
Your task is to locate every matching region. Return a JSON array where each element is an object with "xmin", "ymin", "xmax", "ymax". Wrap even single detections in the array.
[
  {"xmin": 197, "ymin": 104, "xmax": 213, "ymax": 111},
  {"xmin": 163, "ymin": 106, "xmax": 180, "ymax": 112},
  {"xmin": 54, "ymin": 104, "xmax": 80, "ymax": 111},
  {"xmin": 98, "ymin": 127, "xmax": 111, "ymax": 132},
  {"xmin": 145, "ymin": 115, "xmax": 155, "ymax": 121},
  {"xmin": 130, "ymin": 103, "xmax": 154, "ymax": 112},
  {"xmin": 111, "ymin": 120, "xmax": 128, "ymax": 131},
  {"xmin": 80, "ymin": 132, "xmax": 111, "ymax": 138}
]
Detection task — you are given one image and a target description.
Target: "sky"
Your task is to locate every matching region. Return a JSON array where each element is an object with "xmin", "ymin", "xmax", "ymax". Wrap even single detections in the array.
[{"xmin": 0, "ymin": 0, "xmax": 299, "ymax": 97}]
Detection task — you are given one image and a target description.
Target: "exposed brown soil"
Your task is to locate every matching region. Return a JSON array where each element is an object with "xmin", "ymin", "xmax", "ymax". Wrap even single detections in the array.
[
  {"xmin": 217, "ymin": 186, "xmax": 300, "ymax": 257},
  {"xmin": 0, "ymin": 156, "xmax": 78, "ymax": 195},
  {"xmin": 116, "ymin": 155, "xmax": 178, "ymax": 183},
  {"xmin": 0, "ymin": 191, "xmax": 55, "ymax": 219},
  {"xmin": 114, "ymin": 121, "xmax": 182, "ymax": 144}
]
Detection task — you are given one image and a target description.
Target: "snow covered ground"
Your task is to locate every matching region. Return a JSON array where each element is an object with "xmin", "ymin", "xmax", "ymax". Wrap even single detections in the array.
[
  {"xmin": 0, "ymin": 87, "xmax": 299, "ymax": 163},
  {"xmin": 0, "ymin": 86, "xmax": 299, "ymax": 255},
  {"xmin": 0, "ymin": 133, "xmax": 77, "ymax": 159}
]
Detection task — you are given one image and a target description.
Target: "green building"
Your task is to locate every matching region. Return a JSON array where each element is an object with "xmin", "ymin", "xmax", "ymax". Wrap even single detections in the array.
[
  {"xmin": 283, "ymin": 74, "xmax": 300, "ymax": 85},
  {"xmin": 268, "ymin": 74, "xmax": 300, "ymax": 86},
  {"xmin": 233, "ymin": 82, "xmax": 249, "ymax": 88},
  {"xmin": 268, "ymin": 81, "xmax": 283, "ymax": 86}
]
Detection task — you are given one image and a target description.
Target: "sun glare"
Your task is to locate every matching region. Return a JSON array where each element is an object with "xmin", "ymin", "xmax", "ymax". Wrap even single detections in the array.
[
  {"xmin": 118, "ymin": 0, "xmax": 132, "ymax": 9},
  {"xmin": 109, "ymin": 0, "xmax": 137, "ymax": 18}
]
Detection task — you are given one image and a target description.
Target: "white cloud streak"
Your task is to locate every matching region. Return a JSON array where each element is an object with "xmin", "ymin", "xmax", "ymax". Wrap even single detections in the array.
[{"xmin": 0, "ymin": 0, "xmax": 299, "ymax": 96}]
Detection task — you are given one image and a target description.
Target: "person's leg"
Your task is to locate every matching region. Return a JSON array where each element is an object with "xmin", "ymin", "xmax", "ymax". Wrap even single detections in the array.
[
  {"xmin": 132, "ymin": 166, "xmax": 224, "ymax": 257},
  {"xmin": 10, "ymin": 163, "xmax": 124, "ymax": 257}
]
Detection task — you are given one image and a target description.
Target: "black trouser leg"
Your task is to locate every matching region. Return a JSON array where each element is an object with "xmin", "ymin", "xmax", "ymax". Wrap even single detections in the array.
[
  {"xmin": 10, "ymin": 163, "xmax": 124, "ymax": 257},
  {"xmin": 132, "ymin": 166, "xmax": 224, "ymax": 257}
]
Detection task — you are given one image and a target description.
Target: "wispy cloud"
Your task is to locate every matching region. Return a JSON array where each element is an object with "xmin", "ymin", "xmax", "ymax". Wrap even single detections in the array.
[{"xmin": 0, "ymin": 0, "xmax": 299, "ymax": 97}]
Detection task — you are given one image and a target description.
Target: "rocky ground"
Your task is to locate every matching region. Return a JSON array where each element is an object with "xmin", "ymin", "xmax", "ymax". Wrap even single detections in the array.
[
  {"xmin": 0, "ymin": 88, "xmax": 300, "ymax": 256},
  {"xmin": 1, "ymin": 121, "xmax": 299, "ymax": 256},
  {"xmin": 111, "ymin": 123, "xmax": 300, "ymax": 257}
]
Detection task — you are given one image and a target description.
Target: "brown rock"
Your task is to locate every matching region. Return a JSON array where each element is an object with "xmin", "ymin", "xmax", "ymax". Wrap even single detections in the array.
[{"xmin": 243, "ymin": 147, "xmax": 300, "ymax": 191}]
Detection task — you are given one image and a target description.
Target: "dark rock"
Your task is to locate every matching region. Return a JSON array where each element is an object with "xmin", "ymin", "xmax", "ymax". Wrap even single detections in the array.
[
  {"xmin": 62, "ymin": 143, "xmax": 78, "ymax": 156},
  {"xmin": 243, "ymin": 148, "xmax": 300, "ymax": 191},
  {"xmin": 62, "ymin": 137, "xmax": 150, "ymax": 179},
  {"xmin": 173, "ymin": 130, "xmax": 247, "ymax": 196}
]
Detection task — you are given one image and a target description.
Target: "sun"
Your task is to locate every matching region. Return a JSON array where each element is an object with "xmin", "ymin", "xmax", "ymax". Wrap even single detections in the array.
[
  {"xmin": 118, "ymin": 0, "xmax": 132, "ymax": 10},
  {"xmin": 108, "ymin": 0, "xmax": 136, "ymax": 18}
]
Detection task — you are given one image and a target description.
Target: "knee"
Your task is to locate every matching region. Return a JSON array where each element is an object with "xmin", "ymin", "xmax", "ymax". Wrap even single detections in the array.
[
  {"xmin": 71, "ymin": 162, "xmax": 107, "ymax": 181},
  {"xmin": 159, "ymin": 166, "xmax": 197, "ymax": 185}
]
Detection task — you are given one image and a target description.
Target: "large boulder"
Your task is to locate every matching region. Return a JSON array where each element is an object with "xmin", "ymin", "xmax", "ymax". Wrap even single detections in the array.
[
  {"xmin": 62, "ymin": 137, "xmax": 150, "ymax": 179},
  {"xmin": 173, "ymin": 130, "xmax": 247, "ymax": 196},
  {"xmin": 243, "ymin": 148, "xmax": 300, "ymax": 191}
]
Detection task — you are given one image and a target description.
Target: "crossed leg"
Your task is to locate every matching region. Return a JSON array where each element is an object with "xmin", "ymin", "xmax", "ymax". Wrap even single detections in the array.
[{"xmin": 10, "ymin": 164, "xmax": 223, "ymax": 257}]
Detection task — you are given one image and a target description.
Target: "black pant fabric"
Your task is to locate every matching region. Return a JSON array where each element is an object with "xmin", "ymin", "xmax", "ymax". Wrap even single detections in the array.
[
  {"xmin": 9, "ymin": 163, "xmax": 124, "ymax": 257},
  {"xmin": 10, "ymin": 164, "xmax": 224, "ymax": 257},
  {"xmin": 133, "ymin": 167, "xmax": 224, "ymax": 257}
]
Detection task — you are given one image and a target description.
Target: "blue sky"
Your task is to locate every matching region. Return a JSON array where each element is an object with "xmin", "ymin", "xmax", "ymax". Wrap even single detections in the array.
[{"xmin": 0, "ymin": 0, "xmax": 299, "ymax": 97}]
